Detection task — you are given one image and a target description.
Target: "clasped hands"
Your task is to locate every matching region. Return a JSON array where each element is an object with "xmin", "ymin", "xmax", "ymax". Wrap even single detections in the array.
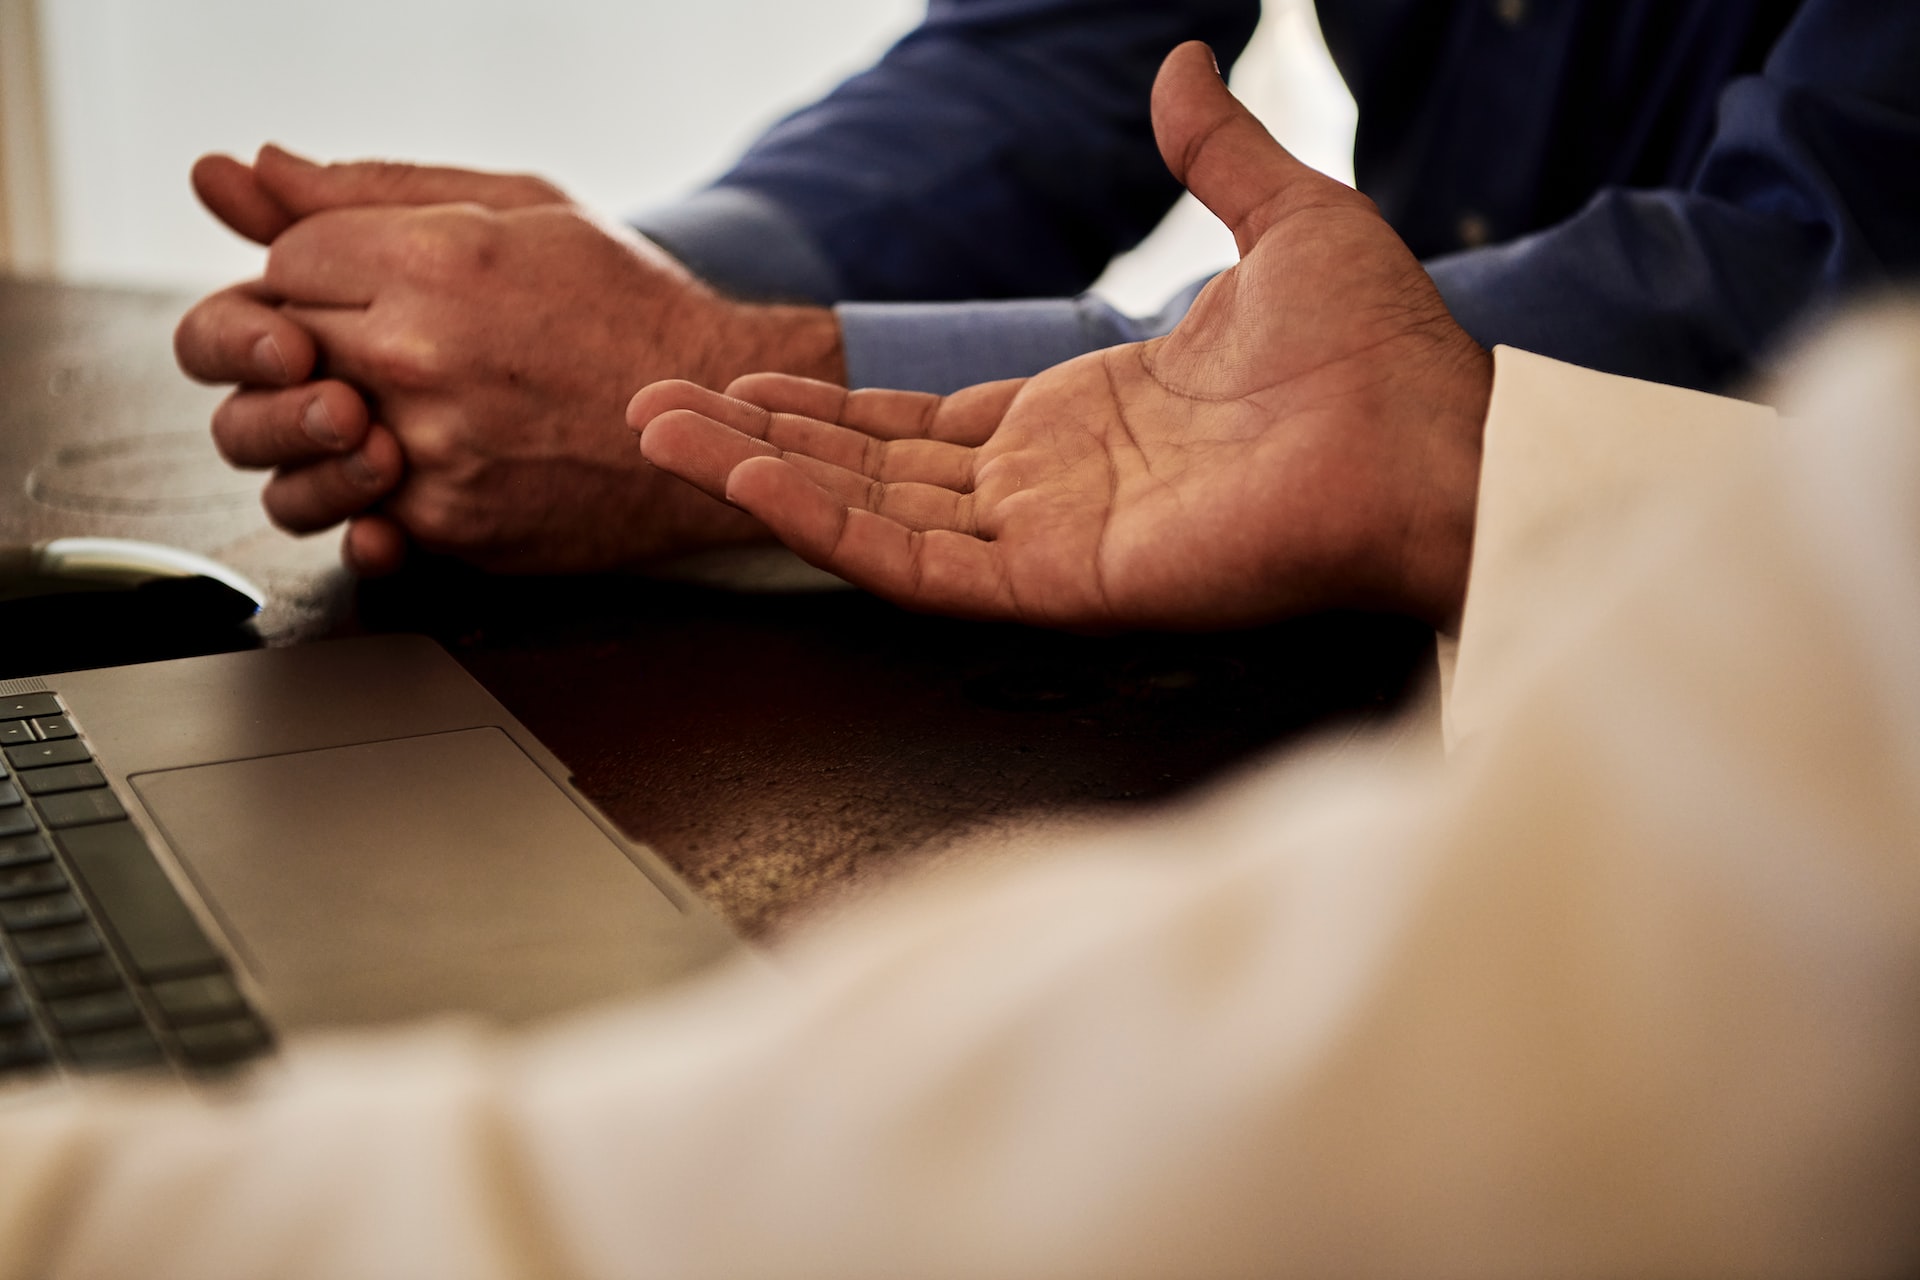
[
  {"xmin": 179, "ymin": 42, "xmax": 1490, "ymax": 631},
  {"xmin": 175, "ymin": 147, "xmax": 843, "ymax": 574}
]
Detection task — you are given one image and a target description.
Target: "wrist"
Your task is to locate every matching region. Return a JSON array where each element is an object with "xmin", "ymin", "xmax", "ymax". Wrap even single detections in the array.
[{"xmin": 704, "ymin": 300, "xmax": 847, "ymax": 389}]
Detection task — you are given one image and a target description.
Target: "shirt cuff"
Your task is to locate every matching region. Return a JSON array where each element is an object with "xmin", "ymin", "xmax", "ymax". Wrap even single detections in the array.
[
  {"xmin": 629, "ymin": 187, "xmax": 845, "ymax": 305},
  {"xmin": 836, "ymin": 279, "xmax": 1211, "ymax": 394},
  {"xmin": 1445, "ymin": 347, "xmax": 1778, "ymax": 747}
]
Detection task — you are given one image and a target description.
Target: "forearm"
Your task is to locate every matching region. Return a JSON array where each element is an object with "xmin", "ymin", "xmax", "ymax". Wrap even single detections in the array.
[{"xmin": 633, "ymin": 0, "xmax": 1260, "ymax": 307}]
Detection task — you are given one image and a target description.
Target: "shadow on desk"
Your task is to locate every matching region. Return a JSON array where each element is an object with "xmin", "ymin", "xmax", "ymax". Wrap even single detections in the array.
[{"xmin": 357, "ymin": 563, "xmax": 1434, "ymax": 937}]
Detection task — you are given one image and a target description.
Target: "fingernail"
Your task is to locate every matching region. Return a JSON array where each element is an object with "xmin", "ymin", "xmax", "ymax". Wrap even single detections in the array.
[
  {"xmin": 302, "ymin": 397, "xmax": 341, "ymax": 448},
  {"xmin": 252, "ymin": 334, "xmax": 289, "ymax": 382},
  {"xmin": 345, "ymin": 450, "xmax": 382, "ymax": 489}
]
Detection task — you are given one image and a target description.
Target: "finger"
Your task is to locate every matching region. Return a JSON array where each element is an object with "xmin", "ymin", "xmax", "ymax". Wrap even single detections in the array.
[
  {"xmin": 916, "ymin": 379, "xmax": 1027, "ymax": 446},
  {"xmin": 723, "ymin": 375, "xmax": 957, "ymax": 441},
  {"xmin": 254, "ymin": 143, "xmax": 566, "ymax": 217},
  {"xmin": 644, "ymin": 406, "xmax": 974, "ymax": 532},
  {"xmin": 727, "ymin": 373, "xmax": 1024, "ymax": 447},
  {"xmin": 265, "ymin": 208, "xmax": 416, "ymax": 306},
  {"xmin": 211, "ymin": 380, "xmax": 371, "ymax": 468},
  {"xmin": 627, "ymin": 378, "xmax": 732, "ymax": 432},
  {"xmin": 634, "ymin": 382, "xmax": 975, "ymax": 489},
  {"xmin": 720, "ymin": 373, "xmax": 850, "ymax": 422},
  {"xmin": 780, "ymin": 455, "xmax": 978, "ymax": 533},
  {"xmin": 764, "ymin": 417, "xmax": 976, "ymax": 490},
  {"xmin": 192, "ymin": 153, "xmax": 296, "ymax": 245},
  {"xmin": 259, "ymin": 425, "xmax": 404, "ymax": 533},
  {"xmin": 1152, "ymin": 41, "xmax": 1324, "ymax": 253},
  {"xmin": 723, "ymin": 456, "xmax": 1014, "ymax": 618},
  {"xmin": 636, "ymin": 406, "xmax": 781, "ymax": 499},
  {"xmin": 278, "ymin": 300, "xmax": 400, "ymax": 386},
  {"xmin": 342, "ymin": 514, "xmax": 409, "ymax": 577},
  {"xmin": 174, "ymin": 280, "xmax": 319, "ymax": 386}
]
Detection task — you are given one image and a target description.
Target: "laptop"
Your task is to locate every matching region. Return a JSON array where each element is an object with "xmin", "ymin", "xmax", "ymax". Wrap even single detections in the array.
[{"xmin": 1, "ymin": 635, "xmax": 744, "ymax": 1079}]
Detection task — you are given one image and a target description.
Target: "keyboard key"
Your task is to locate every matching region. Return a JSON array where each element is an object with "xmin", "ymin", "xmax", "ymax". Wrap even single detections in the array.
[
  {"xmin": 0, "ymin": 780, "xmax": 18, "ymax": 806},
  {"xmin": 0, "ymin": 695, "xmax": 60, "ymax": 720},
  {"xmin": 12, "ymin": 922, "xmax": 102, "ymax": 964},
  {"xmin": 0, "ymin": 987, "xmax": 28, "ymax": 1026},
  {"xmin": 5, "ymin": 739, "xmax": 90, "ymax": 770},
  {"xmin": 19, "ymin": 763, "xmax": 106, "ymax": 796},
  {"xmin": 175, "ymin": 1017, "xmax": 269, "ymax": 1066},
  {"xmin": 56, "ymin": 823, "xmax": 222, "ymax": 979},
  {"xmin": 0, "ymin": 892, "xmax": 88, "ymax": 931},
  {"xmin": 1, "ymin": 1025, "xmax": 52, "ymax": 1072},
  {"xmin": 30, "ymin": 716, "xmax": 77, "ymax": 741},
  {"xmin": 0, "ymin": 861, "xmax": 66, "ymax": 900},
  {"xmin": 0, "ymin": 833, "xmax": 51, "ymax": 867},
  {"xmin": 47, "ymin": 989, "xmax": 143, "ymax": 1035},
  {"xmin": 150, "ymin": 973, "xmax": 246, "ymax": 1025},
  {"xmin": 0, "ymin": 721, "xmax": 34, "ymax": 746},
  {"xmin": 33, "ymin": 788, "xmax": 126, "ymax": 829},
  {"xmin": 29, "ymin": 954, "xmax": 124, "ymax": 999},
  {"xmin": 63, "ymin": 1025, "xmax": 163, "ymax": 1072},
  {"xmin": 0, "ymin": 808, "xmax": 36, "ymax": 838},
  {"xmin": 0, "ymin": 952, "xmax": 12, "ymax": 984}
]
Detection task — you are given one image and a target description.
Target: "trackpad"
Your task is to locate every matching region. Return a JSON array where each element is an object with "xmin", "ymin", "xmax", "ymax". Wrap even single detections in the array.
[{"xmin": 132, "ymin": 729, "xmax": 707, "ymax": 1031}]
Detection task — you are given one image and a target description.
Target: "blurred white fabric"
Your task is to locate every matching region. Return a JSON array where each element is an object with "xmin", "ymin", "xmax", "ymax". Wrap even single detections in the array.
[{"xmin": 4, "ymin": 315, "xmax": 1920, "ymax": 1276}]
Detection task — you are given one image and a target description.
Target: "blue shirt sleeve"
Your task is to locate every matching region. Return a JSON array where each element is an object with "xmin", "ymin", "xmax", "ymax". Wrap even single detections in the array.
[
  {"xmin": 631, "ymin": 0, "xmax": 1260, "ymax": 306},
  {"xmin": 1418, "ymin": 0, "xmax": 1920, "ymax": 392},
  {"xmin": 837, "ymin": 278, "xmax": 1207, "ymax": 392}
]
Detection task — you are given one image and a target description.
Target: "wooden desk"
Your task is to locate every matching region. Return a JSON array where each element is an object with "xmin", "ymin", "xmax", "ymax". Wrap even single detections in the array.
[{"xmin": 1, "ymin": 275, "xmax": 1433, "ymax": 936}]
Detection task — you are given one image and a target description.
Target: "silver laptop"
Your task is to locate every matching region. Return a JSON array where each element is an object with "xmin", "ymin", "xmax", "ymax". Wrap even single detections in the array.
[{"xmin": 1, "ymin": 635, "xmax": 743, "ymax": 1078}]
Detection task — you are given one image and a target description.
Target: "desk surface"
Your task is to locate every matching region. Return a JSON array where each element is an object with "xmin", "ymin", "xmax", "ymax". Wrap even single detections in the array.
[{"xmin": 1, "ymin": 275, "xmax": 1433, "ymax": 936}]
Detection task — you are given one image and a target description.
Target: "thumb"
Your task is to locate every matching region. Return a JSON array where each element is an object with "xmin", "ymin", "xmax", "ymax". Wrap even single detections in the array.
[
  {"xmin": 191, "ymin": 153, "xmax": 295, "ymax": 246},
  {"xmin": 1152, "ymin": 41, "xmax": 1321, "ymax": 256},
  {"xmin": 251, "ymin": 144, "xmax": 569, "ymax": 219}
]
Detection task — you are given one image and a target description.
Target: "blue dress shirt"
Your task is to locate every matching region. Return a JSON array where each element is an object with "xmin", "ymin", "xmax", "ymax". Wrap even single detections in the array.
[{"xmin": 632, "ymin": 0, "xmax": 1920, "ymax": 395}]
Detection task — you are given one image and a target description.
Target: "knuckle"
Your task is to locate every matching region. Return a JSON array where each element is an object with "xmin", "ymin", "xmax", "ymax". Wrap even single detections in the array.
[
  {"xmin": 398, "ymin": 419, "xmax": 463, "ymax": 471},
  {"xmin": 363, "ymin": 323, "xmax": 453, "ymax": 391},
  {"xmin": 397, "ymin": 208, "xmax": 497, "ymax": 287},
  {"xmin": 396, "ymin": 489, "xmax": 474, "ymax": 550}
]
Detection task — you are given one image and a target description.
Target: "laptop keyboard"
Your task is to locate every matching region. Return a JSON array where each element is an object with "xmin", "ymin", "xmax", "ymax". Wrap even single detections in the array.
[{"xmin": 1, "ymin": 692, "xmax": 272, "ymax": 1081}]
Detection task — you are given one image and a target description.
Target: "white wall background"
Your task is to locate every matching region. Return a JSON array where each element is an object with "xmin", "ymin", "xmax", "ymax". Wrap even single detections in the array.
[
  {"xmin": 31, "ymin": 0, "xmax": 1353, "ymax": 311},
  {"xmin": 36, "ymin": 0, "xmax": 921, "ymax": 288}
]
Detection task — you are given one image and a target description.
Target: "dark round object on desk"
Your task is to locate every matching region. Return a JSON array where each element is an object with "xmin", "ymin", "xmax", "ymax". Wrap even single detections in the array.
[{"xmin": 0, "ymin": 542, "xmax": 264, "ymax": 679}]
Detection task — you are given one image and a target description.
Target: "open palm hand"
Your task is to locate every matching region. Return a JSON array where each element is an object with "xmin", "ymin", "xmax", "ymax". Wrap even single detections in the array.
[{"xmin": 631, "ymin": 42, "xmax": 1491, "ymax": 631}]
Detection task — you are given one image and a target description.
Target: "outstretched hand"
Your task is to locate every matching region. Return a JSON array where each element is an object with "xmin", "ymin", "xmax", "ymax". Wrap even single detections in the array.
[
  {"xmin": 630, "ymin": 42, "xmax": 1490, "ymax": 631},
  {"xmin": 176, "ymin": 148, "xmax": 842, "ymax": 574}
]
